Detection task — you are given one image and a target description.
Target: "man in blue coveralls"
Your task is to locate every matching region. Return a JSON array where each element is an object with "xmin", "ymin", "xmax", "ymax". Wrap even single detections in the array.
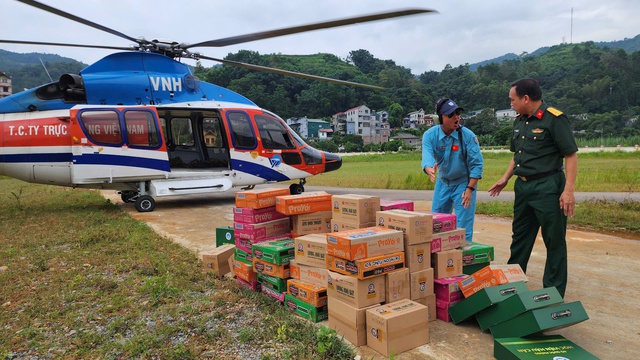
[{"xmin": 421, "ymin": 98, "xmax": 484, "ymax": 242}]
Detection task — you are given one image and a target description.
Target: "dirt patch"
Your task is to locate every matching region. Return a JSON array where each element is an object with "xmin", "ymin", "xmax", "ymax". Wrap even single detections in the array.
[{"xmin": 102, "ymin": 190, "xmax": 640, "ymax": 360}]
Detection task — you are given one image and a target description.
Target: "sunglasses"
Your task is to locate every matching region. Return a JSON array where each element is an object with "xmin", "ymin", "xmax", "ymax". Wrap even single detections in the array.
[{"xmin": 446, "ymin": 109, "xmax": 462, "ymax": 117}]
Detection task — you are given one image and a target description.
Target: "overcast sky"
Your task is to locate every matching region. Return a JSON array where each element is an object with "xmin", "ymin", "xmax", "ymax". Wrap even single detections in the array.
[{"xmin": 2, "ymin": 0, "xmax": 639, "ymax": 75}]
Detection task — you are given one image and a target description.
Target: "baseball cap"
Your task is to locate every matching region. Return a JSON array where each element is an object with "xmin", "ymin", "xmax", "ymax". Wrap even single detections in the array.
[{"xmin": 439, "ymin": 99, "xmax": 464, "ymax": 116}]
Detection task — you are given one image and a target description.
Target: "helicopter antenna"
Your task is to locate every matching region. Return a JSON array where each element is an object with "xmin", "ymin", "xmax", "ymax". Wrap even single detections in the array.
[{"xmin": 39, "ymin": 57, "xmax": 53, "ymax": 82}]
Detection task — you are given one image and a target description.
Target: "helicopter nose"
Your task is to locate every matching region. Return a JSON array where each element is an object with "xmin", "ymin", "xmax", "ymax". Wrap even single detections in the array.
[{"xmin": 324, "ymin": 152, "xmax": 342, "ymax": 172}]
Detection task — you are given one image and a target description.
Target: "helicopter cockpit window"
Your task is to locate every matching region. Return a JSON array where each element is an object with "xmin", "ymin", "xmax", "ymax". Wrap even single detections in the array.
[
  {"xmin": 203, "ymin": 117, "xmax": 223, "ymax": 148},
  {"xmin": 227, "ymin": 112, "xmax": 256, "ymax": 149},
  {"xmin": 171, "ymin": 118, "xmax": 194, "ymax": 146},
  {"xmin": 79, "ymin": 110, "xmax": 123, "ymax": 145},
  {"xmin": 255, "ymin": 115, "xmax": 295, "ymax": 150},
  {"xmin": 124, "ymin": 110, "xmax": 160, "ymax": 148}
]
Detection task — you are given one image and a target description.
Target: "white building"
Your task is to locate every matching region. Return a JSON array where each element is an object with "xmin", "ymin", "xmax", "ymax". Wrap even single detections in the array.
[
  {"xmin": 332, "ymin": 105, "xmax": 389, "ymax": 144},
  {"xmin": 496, "ymin": 108, "xmax": 517, "ymax": 120}
]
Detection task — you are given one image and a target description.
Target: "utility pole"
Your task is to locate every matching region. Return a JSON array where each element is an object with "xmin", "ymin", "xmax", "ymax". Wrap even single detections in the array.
[{"xmin": 570, "ymin": 8, "xmax": 574, "ymax": 44}]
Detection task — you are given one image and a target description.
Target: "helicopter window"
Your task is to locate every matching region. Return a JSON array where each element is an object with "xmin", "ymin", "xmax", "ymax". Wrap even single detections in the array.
[
  {"xmin": 203, "ymin": 117, "xmax": 223, "ymax": 148},
  {"xmin": 79, "ymin": 110, "xmax": 123, "ymax": 145},
  {"xmin": 124, "ymin": 110, "xmax": 160, "ymax": 148},
  {"xmin": 171, "ymin": 118, "xmax": 195, "ymax": 146},
  {"xmin": 255, "ymin": 115, "xmax": 295, "ymax": 150},
  {"xmin": 227, "ymin": 112, "xmax": 256, "ymax": 149}
]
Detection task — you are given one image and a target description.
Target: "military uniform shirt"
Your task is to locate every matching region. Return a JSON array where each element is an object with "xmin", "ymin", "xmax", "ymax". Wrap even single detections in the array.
[{"xmin": 510, "ymin": 103, "xmax": 578, "ymax": 177}]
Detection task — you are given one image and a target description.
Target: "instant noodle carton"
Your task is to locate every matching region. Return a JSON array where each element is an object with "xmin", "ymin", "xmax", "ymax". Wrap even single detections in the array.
[
  {"xmin": 234, "ymin": 218, "xmax": 291, "ymax": 241},
  {"xmin": 326, "ymin": 226, "xmax": 404, "ymax": 261},
  {"xmin": 233, "ymin": 206, "xmax": 288, "ymax": 224},
  {"xmin": 457, "ymin": 264, "xmax": 528, "ymax": 298},
  {"xmin": 289, "ymin": 259, "xmax": 329, "ymax": 288},
  {"xmin": 233, "ymin": 259, "xmax": 257, "ymax": 283},
  {"xmin": 284, "ymin": 294, "xmax": 328, "ymax": 323},
  {"xmin": 252, "ymin": 238, "xmax": 295, "ymax": 265},
  {"xmin": 234, "ymin": 187, "xmax": 290, "ymax": 209},
  {"xmin": 430, "ymin": 228, "xmax": 466, "ymax": 253},
  {"xmin": 376, "ymin": 209, "xmax": 433, "ymax": 245},
  {"xmin": 287, "ymin": 278, "xmax": 328, "ymax": 307},
  {"xmin": 330, "ymin": 219, "xmax": 376, "ymax": 232},
  {"xmin": 385, "ymin": 268, "xmax": 410, "ymax": 304},
  {"xmin": 331, "ymin": 194, "xmax": 380, "ymax": 223},
  {"xmin": 291, "ymin": 211, "xmax": 332, "ymax": 237},
  {"xmin": 201, "ymin": 244, "xmax": 235, "ymax": 278},
  {"xmin": 252, "ymin": 258, "xmax": 290, "ymax": 278},
  {"xmin": 293, "ymin": 233, "xmax": 327, "ymax": 268},
  {"xmin": 234, "ymin": 233, "xmax": 290, "ymax": 254},
  {"xmin": 404, "ymin": 242, "xmax": 431, "ymax": 272},
  {"xmin": 328, "ymin": 297, "xmax": 380, "ymax": 346},
  {"xmin": 431, "ymin": 249, "xmax": 463, "ymax": 279},
  {"xmin": 379, "ymin": 199, "xmax": 414, "ymax": 211},
  {"xmin": 409, "ymin": 267, "xmax": 434, "ymax": 301},
  {"xmin": 327, "ymin": 270, "xmax": 386, "ymax": 308},
  {"xmin": 275, "ymin": 191, "xmax": 332, "ymax": 215},
  {"xmin": 366, "ymin": 299, "xmax": 430, "ymax": 356},
  {"xmin": 325, "ymin": 251, "xmax": 405, "ymax": 280}
]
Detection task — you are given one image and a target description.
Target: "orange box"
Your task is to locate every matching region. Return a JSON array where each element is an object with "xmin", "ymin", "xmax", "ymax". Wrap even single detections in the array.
[
  {"xmin": 235, "ymin": 187, "xmax": 290, "ymax": 209},
  {"xmin": 234, "ymin": 258, "xmax": 257, "ymax": 283},
  {"xmin": 289, "ymin": 259, "xmax": 329, "ymax": 288},
  {"xmin": 331, "ymin": 194, "xmax": 380, "ymax": 223},
  {"xmin": 287, "ymin": 278, "xmax": 328, "ymax": 307},
  {"xmin": 326, "ymin": 226, "xmax": 404, "ymax": 261},
  {"xmin": 326, "ymin": 252, "xmax": 405, "ymax": 280},
  {"xmin": 275, "ymin": 191, "xmax": 333, "ymax": 215},
  {"xmin": 376, "ymin": 210, "xmax": 433, "ymax": 245},
  {"xmin": 252, "ymin": 258, "xmax": 290, "ymax": 278},
  {"xmin": 457, "ymin": 264, "xmax": 528, "ymax": 298}
]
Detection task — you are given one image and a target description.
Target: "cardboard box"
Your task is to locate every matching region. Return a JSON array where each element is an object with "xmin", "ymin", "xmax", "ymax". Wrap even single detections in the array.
[
  {"xmin": 252, "ymin": 258, "xmax": 290, "ymax": 278},
  {"xmin": 376, "ymin": 209, "xmax": 433, "ymax": 245},
  {"xmin": 326, "ymin": 252, "xmax": 405, "ymax": 280},
  {"xmin": 409, "ymin": 268, "xmax": 434, "ymax": 300},
  {"xmin": 385, "ymin": 268, "xmax": 410, "ymax": 303},
  {"xmin": 327, "ymin": 270, "xmax": 386, "ymax": 308},
  {"xmin": 233, "ymin": 206, "xmax": 287, "ymax": 224},
  {"xmin": 435, "ymin": 297, "xmax": 460, "ymax": 322},
  {"xmin": 234, "ymin": 258, "xmax": 257, "ymax": 283},
  {"xmin": 261, "ymin": 284, "xmax": 286, "ymax": 304},
  {"xmin": 431, "ymin": 249, "xmax": 463, "ymax": 279},
  {"xmin": 289, "ymin": 260, "xmax": 328, "ymax": 288},
  {"xmin": 463, "ymin": 262, "xmax": 488, "ymax": 275},
  {"xmin": 490, "ymin": 301, "xmax": 589, "ymax": 338},
  {"xmin": 284, "ymin": 294, "xmax": 328, "ymax": 323},
  {"xmin": 330, "ymin": 219, "xmax": 376, "ymax": 232},
  {"xmin": 234, "ymin": 233, "xmax": 289, "ymax": 254},
  {"xmin": 434, "ymin": 275, "xmax": 468, "ymax": 302},
  {"xmin": 328, "ymin": 297, "xmax": 378, "ymax": 347},
  {"xmin": 366, "ymin": 299, "xmax": 429, "ymax": 356},
  {"xmin": 379, "ymin": 199, "xmax": 414, "ymax": 211},
  {"xmin": 202, "ymin": 244, "xmax": 235, "ymax": 277},
  {"xmin": 331, "ymin": 194, "xmax": 380, "ymax": 223},
  {"xmin": 291, "ymin": 211, "xmax": 332, "ymax": 237},
  {"xmin": 287, "ymin": 278, "xmax": 328, "ymax": 307},
  {"xmin": 252, "ymin": 238, "xmax": 295, "ymax": 265},
  {"xmin": 228, "ymin": 256, "xmax": 235, "ymax": 277},
  {"xmin": 234, "ymin": 247, "xmax": 253, "ymax": 264},
  {"xmin": 257, "ymin": 273, "xmax": 288, "ymax": 293},
  {"xmin": 458, "ymin": 264, "xmax": 529, "ymax": 298},
  {"xmin": 448, "ymin": 281, "xmax": 529, "ymax": 324},
  {"xmin": 236, "ymin": 277, "xmax": 260, "ymax": 292},
  {"xmin": 460, "ymin": 242, "xmax": 495, "ymax": 265},
  {"xmin": 235, "ymin": 187, "xmax": 290, "ymax": 209},
  {"xmin": 494, "ymin": 335, "xmax": 600, "ymax": 360},
  {"xmin": 476, "ymin": 287, "xmax": 563, "ymax": 331},
  {"xmin": 404, "ymin": 242, "xmax": 431, "ymax": 272},
  {"xmin": 215, "ymin": 226, "xmax": 235, "ymax": 247},
  {"xmin": 275, "ymin": 191, "xmax": 332, "ymax": 215},
  {"xmin": 293, "ymin": 233, "xmax": 327, "ymax": 268},
  {"xmin": 234, "ymin": 218, "xmax": 291, "ymax": 241},
  {"xmin": 430, "ymin": 212, "xmax": 457, "ymax": 233},
  {"xmin": 326, "ymin": 226, "xmax": 404, "ymax": 261},
  {"xmin": 430, "ymin": 228, "xmax": 466, "ymax": 253},
  {"xmin": 416, "ymin": 294, "xmax": 437, "ymax": 323}
]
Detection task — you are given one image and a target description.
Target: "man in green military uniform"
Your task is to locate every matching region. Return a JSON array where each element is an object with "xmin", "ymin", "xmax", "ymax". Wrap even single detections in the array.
[{"xmin": 488, "ymin": 78, "xmax": 578, "ymax": 298}]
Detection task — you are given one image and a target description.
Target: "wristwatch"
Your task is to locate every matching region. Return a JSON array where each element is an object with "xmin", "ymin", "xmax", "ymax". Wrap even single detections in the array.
[{"xmin": 466, "ymin": 186, "xmax": 475, "ymax": 192}]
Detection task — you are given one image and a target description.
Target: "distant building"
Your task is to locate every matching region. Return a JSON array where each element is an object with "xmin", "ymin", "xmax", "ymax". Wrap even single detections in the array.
[
  {"xmin": 0, "ymin": 71, "xmax": 12, "ymax": 98},
  {"xmin": 286, "ymin": 117, "xmax": 331, "ymax": 139},
  {"xmin": 496, "ymin": 108, "xmax": 517, "ymax": 120},
  {"xmin": 391, "ymin": 133, "xmax": 422, "ymax": 150},
  {"xmin": 332, "ymin": 105, "xmax": 389, "ymax": 144},
  {"xmin": 318, "ymin": 128, "xmax": 333, "ymax": 140}
]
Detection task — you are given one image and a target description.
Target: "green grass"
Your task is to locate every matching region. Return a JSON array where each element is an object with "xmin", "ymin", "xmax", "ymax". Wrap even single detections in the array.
[
  {"xmin": 0, "ymin": 178, "xmax": 354, "ymax": 359},
  {"xmin": 306, "ymin": 150, "xmax": 640, "ymax": 192}
]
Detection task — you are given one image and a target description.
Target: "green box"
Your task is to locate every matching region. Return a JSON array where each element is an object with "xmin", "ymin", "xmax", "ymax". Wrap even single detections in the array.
[
  {"xmin": 494, "ymin": 335, "xmax": 599, "ymax": 359},
  {"xmin": 258, "ymin": 273, "xmax": 288, "ymax": 293},
  {"xmin": 252, "ymin": 239, "xmax": 295, "ymax": 265},
  {"xmin": 460, "ymin": 242, "xmax": 494, "ymax": 265},
  {"xmin": 490, "ymin": 301, "xmax": 589, "ymax": 338},
  {"xmin": 234, "ymin": 247, "xmax": 252, "ymax": 264},
  {"xmin": 463, "ymin": 262, "xmax": 488, "ymax": 275},
  {"xmin": 216, "ymin": 226, "xmax": 235, "ymax": 247},
  {"xmin": 284, "ymin": 294, "xmax": 328, "ymax": 323},
  {"xmin": 449, "ymin": 281, "xmax": 529, "ymax": 324},
  {"xmin": 476, "ymin": 287, "xmax": 563, "ymax": 331}
]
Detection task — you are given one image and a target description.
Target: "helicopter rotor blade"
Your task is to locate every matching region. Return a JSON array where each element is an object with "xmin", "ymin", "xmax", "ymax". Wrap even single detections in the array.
[
  {"xmin": 186, "ymin": 8, "xmax": 435, "ymax": 48},
  {"xmin": 16, "ymin": 0, "xmax": 142, "ymax": 45},
  {"xmin": 0, "ymin": 39, "xmax": 133, "ymax": 52},
  {"xmin": 198, "ymin": 54, "xmax": 385, "ymax": 91}
]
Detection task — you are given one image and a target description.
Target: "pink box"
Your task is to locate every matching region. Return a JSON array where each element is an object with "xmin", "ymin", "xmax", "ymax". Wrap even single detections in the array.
[
  {"xmin": 234, "ymin": 218, "xmax": 291, "ymax": 241},
  {"xmin": 435, "ymin": 297, "xmax": 461, "ymax": 322},
  {"xmin": 236, "ymin": 277, "xmax": 261, "ymax": 292},
  {"xmin": 379, "ymin": 199, "xmax": 415, "ymax": 211},
  {"xmin": 430, "ymin": 228, "xmax": 466, "ymax": 253},
  {"xmin": 235, "ymin": 233, "xmax": 290, "ymax": 253},
  {"xmin": 434, "ymin": 275, "xmax": 468, "ymax": 302},
  {"xmin": 233, "ymin": 206, "xmax": 288, "ymax": 224},
  {"xmin": 261, "ymin": 285, "xmax": 286, "ymax": 304},
  {"xmin": 418, "ymin": 211, "xmax": 457, "ymax": 233}
]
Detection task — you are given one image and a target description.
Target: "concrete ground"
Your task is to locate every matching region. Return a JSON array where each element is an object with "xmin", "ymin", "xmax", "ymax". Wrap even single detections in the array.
[{"xmin": 102, "ymin": 187, "xmax": 639, "ymax": 360}]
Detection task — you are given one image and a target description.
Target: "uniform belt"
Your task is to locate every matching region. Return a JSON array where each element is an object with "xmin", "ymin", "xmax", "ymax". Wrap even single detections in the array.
[{"xmin": 518, "ymin": 169, "xmax": 561, "ymax": 182}]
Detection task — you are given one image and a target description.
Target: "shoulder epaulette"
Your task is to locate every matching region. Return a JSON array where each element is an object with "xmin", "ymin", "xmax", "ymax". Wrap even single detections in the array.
[{"xmin": 547, "ymin": 107, "xmax": 563, "ymax": 117}]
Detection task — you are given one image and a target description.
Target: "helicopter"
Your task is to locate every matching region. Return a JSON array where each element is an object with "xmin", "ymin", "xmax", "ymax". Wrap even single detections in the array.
[{"xmin": 0, "ymin": 0, "xmax": 434, "ymax": 212}]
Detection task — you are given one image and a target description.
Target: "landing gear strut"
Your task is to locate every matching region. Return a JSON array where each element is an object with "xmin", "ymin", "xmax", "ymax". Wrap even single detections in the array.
[{"xmin": 289, "ymin": 178, "xmax": 306, "ymax": 195}]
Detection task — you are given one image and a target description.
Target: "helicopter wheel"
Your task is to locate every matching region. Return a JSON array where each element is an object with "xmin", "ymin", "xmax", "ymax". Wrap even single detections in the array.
[
  {"xmin": 120, "ymin": 191, "xmax": 137, "ymax": 203},
  {"xmin": 289, "ymin": 183, "xmax": 304, "ymax": 195},
  {"xmin": 134, "ymin": 195, "xmax": 156, "ymax": 212}
]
